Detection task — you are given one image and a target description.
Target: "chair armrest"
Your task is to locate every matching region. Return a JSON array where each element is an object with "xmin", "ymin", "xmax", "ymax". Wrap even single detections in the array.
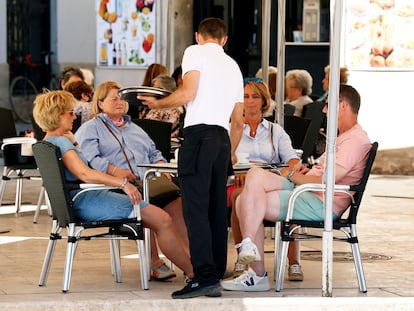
[
  {"xmin": 72, "ymin": 184, "xmax": 119, "ymax": 201},
  {"xmin": 1, "ymin": 137, "xmax": 37, "ymax": 149},
  {"xmin": 284, "ymin": 183, "xmax": 352, "ymax": 221}
]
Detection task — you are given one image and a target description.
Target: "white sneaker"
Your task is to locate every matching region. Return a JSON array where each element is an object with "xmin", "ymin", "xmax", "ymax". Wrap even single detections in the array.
[
  {"xmin": 221, "ymin": 267, "xmax": 270, "ymax": 292},
  {"xmin": 236, "ymin": 237, "xmax": 261, "ymax": 265}
]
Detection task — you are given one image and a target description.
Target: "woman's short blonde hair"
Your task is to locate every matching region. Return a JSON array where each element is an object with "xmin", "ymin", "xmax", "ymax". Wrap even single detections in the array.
[
  {"xmin": 244, "ymin": 80, "xmax": 271, "ymax": 114},
  {"xmin": 33, "ymin": 90, "xmax": 76, "ymax": 132},
  {"xmin": 91, "ymin": 81, "xmax": 128, "ymax": 116}
]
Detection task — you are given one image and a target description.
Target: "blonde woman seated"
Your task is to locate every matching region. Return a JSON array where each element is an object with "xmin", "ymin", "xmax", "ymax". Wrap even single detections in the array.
[
  {"xmin": 33, "ymin": 90, "xmax": 193, "ymax": 286},
  {"xmin": 229, "ymin": 77, "xmax": 303, "ymax": 280},
  {"xmin": 75, "ymin": 81, "xmax": 189, "ymax": 281}
]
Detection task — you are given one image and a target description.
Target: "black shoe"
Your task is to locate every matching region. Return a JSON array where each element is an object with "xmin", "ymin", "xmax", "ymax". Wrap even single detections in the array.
[{"xmin": 171, "ymin": 279, "xmax": 222, "ymax": 299}]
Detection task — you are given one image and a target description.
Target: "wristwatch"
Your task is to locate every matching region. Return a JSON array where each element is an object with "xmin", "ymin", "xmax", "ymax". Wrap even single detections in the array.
[{"xmin": 286, "ymin": 170, "xmax": 295, "ymax": 182}]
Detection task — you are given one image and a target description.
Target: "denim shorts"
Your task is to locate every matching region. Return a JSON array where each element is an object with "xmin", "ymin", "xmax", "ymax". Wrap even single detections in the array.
[
  {"xmin": 72, "ymin": 189, "xmax": 149, "ymax": 222},
  {"xmin": 277, "ymin": 179, "xmax": 339, "ymax": 222}
]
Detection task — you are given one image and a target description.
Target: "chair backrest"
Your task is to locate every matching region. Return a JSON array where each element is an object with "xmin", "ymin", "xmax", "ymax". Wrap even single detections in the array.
[
  {"xmin": 301, "ymin": 101, "xmax": 326, "ymax": 162},
  {"xmin": 283, "ymin": 115, "xmax": 311, "ymax": 150},
  {"xmin": 347, "ymin": 142, "xmax": 378, "ymax": 223},
  {"xmin": 0, "ymin": 107, "xmax": 17, "ymax": 141},
  {"xmin": 284, "ymin": 103, "xmax": 296, "ymax": 116},
  {"xmin": 2, "ymin": 143, "xmax": 37, "ymax": 168},
  {"xmin": 133, "ymin": 118, "xmax": 172, "ymax": 161},
  {"xmin": 32, "ymin": 141, "xmax": 76, "ymax": 228}
]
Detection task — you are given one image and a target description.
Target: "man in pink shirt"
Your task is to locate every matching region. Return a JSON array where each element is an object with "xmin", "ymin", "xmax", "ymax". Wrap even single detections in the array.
[{"xmin": 221, "ymin": 84, "xmax": 371, "ymax": 292}]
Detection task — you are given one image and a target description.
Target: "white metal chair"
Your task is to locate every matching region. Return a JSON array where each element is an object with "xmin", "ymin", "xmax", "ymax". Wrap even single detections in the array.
[
  {"xmin": 274, "ymin": 142, "xmax": 378, "ymax": 293},
  {"xmin": 33, "ymin": 141, "xmax": 149, "ymax": 292}
]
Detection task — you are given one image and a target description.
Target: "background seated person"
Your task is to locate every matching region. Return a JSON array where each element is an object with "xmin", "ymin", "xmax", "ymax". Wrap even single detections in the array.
[
  {"xmin": 137, "ymin": 63, "xmax": 169, "ymax": 119},
  {"xmin": 75, "ymin": 81, "xmax": 189, "ymax": 281},
  {"xmin": 64, "ymin": 80, "xmax": 94, "ymax": 124},
  {"xmin": 33, "ymin": 90, "xmax": 193, "ymax": 282},
  {"xmin": 221, "ymin": 84, "xmax": 371, "ymax": 291},
  {"xmin": 229, "ymin": 77, "xmax": 302, "ymax": 280},
  {"xmin": 318, "ymin": 65, "xmax": 349, "ymax": 102},
  {"xmin": 284, "ymin": 69, "xmax": 313, "ymax": 117},
  {"xmin": 255, "ymin": 66, "xmax": 278, "ymax": 119}
]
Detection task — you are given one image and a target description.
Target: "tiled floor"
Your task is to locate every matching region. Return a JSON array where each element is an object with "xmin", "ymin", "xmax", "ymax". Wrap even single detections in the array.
[{"xmin": 0, "ymin": 175, "xmax": 414, "ymax": 310}]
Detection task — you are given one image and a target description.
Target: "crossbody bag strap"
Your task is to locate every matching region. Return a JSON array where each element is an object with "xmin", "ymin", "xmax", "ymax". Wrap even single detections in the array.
[{"xmin": 100, "ymin": 117, "xmax": 135, "ymax": 175}]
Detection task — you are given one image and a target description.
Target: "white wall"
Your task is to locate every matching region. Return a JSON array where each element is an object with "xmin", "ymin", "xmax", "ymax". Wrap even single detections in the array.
[
  {"xmin": 57, "ymin": 0, "xmax": 96, "ymax": 64},
  {"xmin": 349, "ymin": 70, "xmax": 414, "ymax": 150}
]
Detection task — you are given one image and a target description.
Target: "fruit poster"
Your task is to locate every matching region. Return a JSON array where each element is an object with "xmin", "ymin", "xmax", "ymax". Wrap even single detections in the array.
[
  {"xmin": 345, "ymin": 0, "xmax": 414, "ymax": 69},
  {"xmin": 97, "ymin": 0, "xmax": 156, "ymax": 67}
]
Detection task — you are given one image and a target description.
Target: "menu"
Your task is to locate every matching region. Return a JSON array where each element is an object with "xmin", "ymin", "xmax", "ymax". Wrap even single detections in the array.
[
  {"xmin": 96, "ymin": 0, "xmax": 156, "ymax": 67},
  {"xmin": 345, "ymin": 0, "xmax": 414, "ymax": 69}
]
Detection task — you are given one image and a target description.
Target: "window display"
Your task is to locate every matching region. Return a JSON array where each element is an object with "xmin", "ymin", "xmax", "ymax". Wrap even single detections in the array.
[
  {"xmin": 97, "ymin": 0, "xmax": 156, "ymax": 67},
  {"xmin": 346, "ymin": 0, "xmax": 414, "ymax": 68}
]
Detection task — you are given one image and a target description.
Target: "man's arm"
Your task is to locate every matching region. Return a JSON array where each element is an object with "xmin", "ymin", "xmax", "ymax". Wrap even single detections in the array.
[
  {"xmin": 286, "ymin": 163, "xmax": 348, "ymax": 185},
  {"xmin": 229, "ymin": 102, "xmax": 244, "ymax": 164},
  {"xmin": 138, "ymin": 70, "xmax": 199, "ymax": 109}
]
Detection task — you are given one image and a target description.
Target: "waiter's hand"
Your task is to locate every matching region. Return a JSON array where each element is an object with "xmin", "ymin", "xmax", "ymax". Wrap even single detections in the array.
[{"xmin": 138, "ymin": 95, "xmax": 159, "ymax": 109}]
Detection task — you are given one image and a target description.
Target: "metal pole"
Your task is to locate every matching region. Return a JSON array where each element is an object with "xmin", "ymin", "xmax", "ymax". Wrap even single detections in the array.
[
  {"xmin": 261, "ymin": 0, "xmax": 271, "ymax": 85},
  {"xmin": 275, "ymin": 0, "xmax": 286, "ymax": 126},
  {"xmin": 322, "ymin": 0, "xmax": 344, "ymax": 297}
]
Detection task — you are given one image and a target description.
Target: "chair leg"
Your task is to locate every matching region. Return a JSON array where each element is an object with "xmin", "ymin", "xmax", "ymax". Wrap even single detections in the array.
[
  {"xmin": 62, "ymin": 223, "xmax": 78, "ymax": 293},
  {"xmin": 136, "ymin": 238, "xmax": 149, "ymax": 290},
  {"xmin": 276, "ymin": 240, "xmax": 290, "ymax": 291},
  {"xmin": 274, "ymin": 222, "xmax": 281, "ymax": 282},
  {"xmin": 144, "ymin": 227, "xmax": 151, "ymax": 280},
  {"xmin": 109, "ymin": 238, "xmax": 122, "ymax": 283},
  {"xmin": 15, "ymin": 173, "xmax": 23, "ymax": 214},
  {"xmin": 33, "ymin": 187, "xmax": 45, "ymax": 223},
  {"xmin": 39, "ymin": 219, "xmax": 60, "ymax": 286},
  {"xmin": 0, "ymin": 167, "xmax": 11, "ymax": 207},
  {"xmin": 349, "ymin": 225, "xmax": 367, "ymax": 293}
]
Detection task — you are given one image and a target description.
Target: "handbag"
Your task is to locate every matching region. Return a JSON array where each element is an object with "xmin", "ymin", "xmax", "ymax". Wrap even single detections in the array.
[
  {"xmin": 136, "ymin": 175, "xmax": 181, "ymax": 207},
  {"xmin": 101, "ymin": 118, "xmax": 181, "ymax": 207}
]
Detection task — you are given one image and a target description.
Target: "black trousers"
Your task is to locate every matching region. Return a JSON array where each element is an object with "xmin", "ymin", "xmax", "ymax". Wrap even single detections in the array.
[{"xmin": 178, "ymin": 124, "xmax": 230, "ymax": 283}]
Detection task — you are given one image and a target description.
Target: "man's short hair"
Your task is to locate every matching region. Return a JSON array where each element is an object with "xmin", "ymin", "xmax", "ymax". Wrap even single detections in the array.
[
  {"xmin": 198, "ymin": 17, "xmax": 227, "ymax": 40},
  {"xmin": 340, "ymin": 84, "xmax": 360, "ymax": 114}
]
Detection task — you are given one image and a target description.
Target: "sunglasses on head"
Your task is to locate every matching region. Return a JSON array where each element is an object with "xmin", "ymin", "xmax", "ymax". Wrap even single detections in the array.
[{"xmin": 243, "ymin": 77, "xmax": 263, "ymax": 84}]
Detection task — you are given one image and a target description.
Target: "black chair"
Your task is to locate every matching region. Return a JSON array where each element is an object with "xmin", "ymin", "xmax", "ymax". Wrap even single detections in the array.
[
  {"xmin": 32, "ymin": 141, "xmax": 149, "ymax": 292},
  {"xmin": 284, "ymin": 103, "xmax": 296, "ymax": 116},
  {"xmin": 133, "ymin": 119, "xmax": 172, "ymax": 161},
  {"xmin": 0, "ymin": 107, "xmax": 44, "ymax": 216},
  {"xmin": 283, "ymin": 115, "xmax": 312, "ymax": 158},
  {"xmin": 274, "ymin": 142, "xmax": 378, "ymax": 293},
  {"xmin": 301, "ymin": 101, "xmax": 326, "ymax": 162}
]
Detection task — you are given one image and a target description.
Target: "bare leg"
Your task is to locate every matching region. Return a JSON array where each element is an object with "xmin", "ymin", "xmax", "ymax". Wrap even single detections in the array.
[
  {"xmin": 142, "ymin": 204, "xmax": 193, "ymax": 278},
  {"xmin": 235, "ymin": 167, "xmax": 284, "ymax": 275},
  {"xmin": 163, "ymin": 197, "xmax": 190, "ymax": 257},
  {"xmin": 150, "ymin": 231, "xmax": 160, "ymax": 264}
]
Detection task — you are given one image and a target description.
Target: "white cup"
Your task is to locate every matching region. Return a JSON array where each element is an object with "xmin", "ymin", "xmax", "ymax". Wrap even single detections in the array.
[
  {"xmin": 293, "ymin": 30, "xmax": 303, "ymax": 42},
  {"xmin": 236, "ymin": 152, "xmax": 249, "ymax": 164}
]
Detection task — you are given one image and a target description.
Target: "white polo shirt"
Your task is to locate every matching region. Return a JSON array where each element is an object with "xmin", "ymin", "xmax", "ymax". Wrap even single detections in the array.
[{"xmin": 181, "ymin": 42, "xmax": 244, "ymax": 130}]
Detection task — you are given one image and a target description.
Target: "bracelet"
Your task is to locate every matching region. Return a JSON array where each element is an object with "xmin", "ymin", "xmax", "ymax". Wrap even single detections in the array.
[
  {"xmin": 119, "ymin": 178, "xmax": 128, "ymax": 190},
  {"xmin": 73, "ymin": 141, "xmax": 79, "ymax": 147},
  {"xmin": 111, "ymin": 166, "xmax": 117, "ymax": 176},
  {"xmin": 286, "ymin": 170, "xmax": 295, "ymax": 182}
]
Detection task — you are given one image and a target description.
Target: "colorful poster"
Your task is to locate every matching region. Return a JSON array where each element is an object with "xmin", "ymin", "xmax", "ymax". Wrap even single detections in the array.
[
  {"xmin": 96, "ymin": 0, "xmax": 156, "ymax": 67},
  {"xmin": 345, "ymin": 0, "xmax": 414, "ymax": 69}
]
